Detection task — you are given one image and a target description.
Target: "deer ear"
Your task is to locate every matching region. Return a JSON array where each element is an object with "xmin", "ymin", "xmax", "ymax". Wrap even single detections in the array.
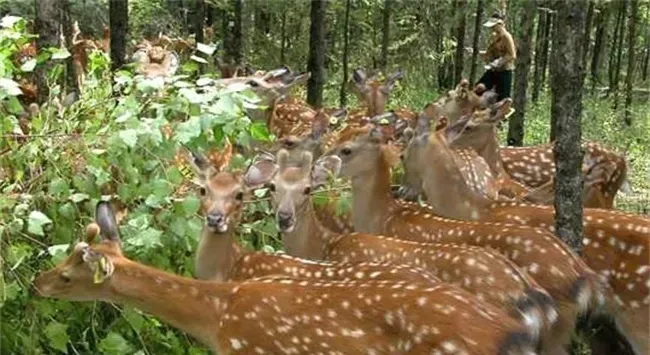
[
  {"xmin": 312, "ymin": 155, "xmax": 342, "ymax": 187},
  {"xmin": 95, "ymin": 201, "xmax": 121, "ymax": 242},
  {"xmin": 311, "ymin": 110, "xmax": 329, "ymax": 140},
  {"xmin": 352, "ymin": 68, "xmax": 367, "ymax": 85},
  {"xmin": 299, "ymin": 151, "xmax": 314, "ymax": 177},
  {"xmin": 384, "ymin": 69, "xmax": 404, "ymax": 92},
  {"xmin": 187, "ymin": 148, "xmax": 212, "ymax": 178},
  {"xmin": 488, "ymin": 98, "xmax": 513, "ymax": 122},
  {"xmin": 81, "ymin": 248, "xmax": 114, "ymax": 284},
  {"xmin": 403, "ymin": 127, "xmax": 415, "ymax": 143},
  {"xmin": 434, "ymin": 116, "xmax": 449, "ymax": 132},
  {"xmin": 244, "ymin": 157, "xmax": 278, "ymax": 188}
]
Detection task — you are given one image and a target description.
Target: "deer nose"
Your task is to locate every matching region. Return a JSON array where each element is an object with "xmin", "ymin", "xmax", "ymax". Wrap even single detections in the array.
[
  {"xmin": 206, "ymin": 213, "xmax": 225, "ymax": 228},
  {"xmin": 276, "ymin": 211, "xmax": 294, "ymax": 231}
]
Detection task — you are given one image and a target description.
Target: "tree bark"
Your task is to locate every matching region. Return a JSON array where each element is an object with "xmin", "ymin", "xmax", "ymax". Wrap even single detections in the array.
[
  {"xmin": 340, "ymin": 0, "xmax": 352, "ymax": 107},
  {"xmin": 608, "ymin": 1, "xmax": 623, "ymax": 93},
  {"xmin": 590, "ymin": 3, "xmax": 610, "ymax": 91},
  {"xmin": 280, "ymin": 11, "xmax": 287, "ymax": 65},
  {"xmin": 224, "ymin": 0, "xmax": 242, "ymax": 66},
  {"xmin": 307, "ymin": 0, "xmax": 327, "ymax": 108},
  {"xmin": 613, "ymin": 0, "xmax": 628, "ymax": 108},
  {"xmin": 582, "ymin": 0, "xmax": 595, "ymax": 72},
  {"xmin": 531, "ymin": 7, "xmax": 546, "ymax": 102},
  {"xmin": 624, "ymin": 0, "xmax": 639, "ymax": 125},
  {"xmin": 109, "ymin": 0, "xmax": 128, "ymax": 72},
  {"xmin": 60, "ymin": 0, "xmax": 78, "ymax": 94},
  {"xmin": 453, "ymin": 0, "xmax": 467, "ymax": 84},
  {"xmin": 379, "ymin": 0, "xmax": 391, "ymax": 72},
  {"xmin": 550, "ymin": 0, "xmax": 587, "ymax": 253},
  {"xmin": 507, "ymin": 0, "xmax": 536, "ymax": 147},
  {"xmin": 35, "ymin": 0, "xmax": 61, "ymax": 102},
  {"xmin": 539, "ymin": 10, "xmax": 553, "ymax": 96},
  {"xmin": 469, "ymin": 0, "xmax": 484, "ymax": 84},
  {"xmin": 194, "ymin": 0, "xmax": 205, "ymax": 44}
]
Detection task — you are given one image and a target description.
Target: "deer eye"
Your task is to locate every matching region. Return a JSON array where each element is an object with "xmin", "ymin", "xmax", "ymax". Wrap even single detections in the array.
[
  {"xmin": 266, "ymin": 183, "xmax": 276, "ymax": 192},
  {"xmin": 198, "ymin": 187, "xmax": 207, "ymax": 196},
  {"xmin": 235, "ymin": 191, "xmax": 244, "ymax": 201},
  {"xmin": 303, "ymin": 187, "xmax": 311, "ymax": 195},
  {"xmin": 246, "ymin": 80, "xmax": 259, "ymax": 87},
  {"xmin": 60, "ymin": 274, "xmax": 71, "ymax": 283},
  {"xmin": 341, "ymin": 148, "xmax": 352, "ymax": 156}
]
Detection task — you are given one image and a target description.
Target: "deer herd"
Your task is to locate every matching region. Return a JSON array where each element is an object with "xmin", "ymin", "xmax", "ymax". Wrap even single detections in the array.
[{"xmin": 31, "ymin": 59, "xmax": 649, "ymax": 355}]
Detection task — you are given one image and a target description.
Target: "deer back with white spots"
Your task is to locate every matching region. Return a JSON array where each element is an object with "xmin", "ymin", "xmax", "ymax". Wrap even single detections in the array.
[
  {"xmin": 33, "ymin": 202, "xmax": 539, "ymax": 354},
  {"xmin": 403, "ymin": 102, "xmax": 650, "ymax": 355},
  {"xmin": 323, "ymin": 127, "xmax": 610, "ymax": 355}
]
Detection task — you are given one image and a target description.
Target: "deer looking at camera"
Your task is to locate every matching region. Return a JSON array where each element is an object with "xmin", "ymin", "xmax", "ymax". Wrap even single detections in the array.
[
  {"xmin": 184, "ymin": 146, "xmax": 439, "ymax": 286},
  {"xmin": 34, "ymin": 201, "xmax": 540, "ymax": 354},
  {"xmin": 399, "ymin": 100, "xmax": 650, "ymax": 355},
  {"xmin": 320, "ymin": 128, "xmax": 610, "ymax": 355},
  {"xmin": 247, "ymin": 148, "xmax": 560, "ymax": 349}
]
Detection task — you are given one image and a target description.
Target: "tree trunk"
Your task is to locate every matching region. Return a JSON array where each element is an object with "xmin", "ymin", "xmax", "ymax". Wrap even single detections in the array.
[
  {"xmin": 624, "ymin": 0, "xmax": 639, "ymax": 125},
  {"xmin": 35, "ymin": 0, "xmax": 61, "ymax": 102},
  {"xmin": 453, "ymin": 0, "xmax": 467, "ymax": 84},
  {"xmin": 194, "ymin": 0, "xmax": 205, "ymax": 44},
  {"xmin": 532, "ymin": 7, "xmax": 546, "ymax": 102},
  {"xmin": 539, "ymin": 10, "xmax": 553, "ymax": 96},
  {"xmin": 469, "ymin": 0, "xmax": 484, "ymax": 84},
  {"xmin": 608, "ymin": 2, "xmax": 623, "ymax": 93},
  {"xmin": 643, "ymin": 4, "xmax": 650, "ymax": 82},
  {"xmin": 307, "ymin": 0, "xmax": 327, "ymax": 108},
  {"xmin": 280, "ymin": 11, "xmax": 287, "ymax": 65},
  {"xmin": 60, "ymin": 0, "xmax": 77, "ymax": 94},
  {"xmin": 550, "ymin": 0, "xmax": 587, "ymax": 253},
  {"xmin": 613, "ymin": 0, "xmax": 628, "ymax": 108},
  {"xmin": 379, "ymin": 0, "xmax": 391, "ymax": 72},
  {"xmin": 340, "ymin": 0, "xmax": 351, "ymax": 107},
  {"xmin": 507, "ymin": 0, "xmax": 536, "ymax": 147},
  {"xmin": 109, "ymin": 0, "xmax": 128, "ymax": 72},
  {"xmin": 224, "ymin": 0, "xmax": 242, "ymax": 66},
  {"xmin": 590, "ymin": 3, "xmax": 610, "ymax": 91},
  {"xmin": 582, "ymin": 0, "xmax": 595, "ymax": 72}
]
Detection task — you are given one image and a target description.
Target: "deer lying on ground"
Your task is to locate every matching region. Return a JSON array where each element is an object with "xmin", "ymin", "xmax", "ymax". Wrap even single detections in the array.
[
  {"xmin": 246, "ymin": 148, "xmax": 561, "ymax": 350},
  {"xmin": 399, "ymin": 100, "xmax": 650, "ymax": 355},
  {"xmin": 132, "ymin": 42, "xmax": 180, "ymax": 79},
  {"xmin": 34, "ymin": 201, "xmax": 539, "ymax": 354},
  {"xmin": 186, "ymin": 147, "xmax": 437, "ymax": 285},
  {"xmin": 320, "ymin": 127, "xmax": 610, "ymax": 355}
]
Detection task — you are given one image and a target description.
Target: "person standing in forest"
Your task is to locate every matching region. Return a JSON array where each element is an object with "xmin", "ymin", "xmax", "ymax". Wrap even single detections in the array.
[{"xmin": 477, "ymin": 12, "xmax": 517, "ymax": 101}]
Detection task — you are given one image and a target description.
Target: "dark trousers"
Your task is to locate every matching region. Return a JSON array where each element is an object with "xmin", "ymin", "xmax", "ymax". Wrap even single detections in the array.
[{"xmin": 476, "ymin": 69, "xmax": 513, "ymax": 101}]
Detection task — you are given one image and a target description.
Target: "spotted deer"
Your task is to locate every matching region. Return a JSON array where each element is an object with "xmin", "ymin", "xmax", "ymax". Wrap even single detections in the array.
[
  {"xmin": 34, "ymin": 201, "xmax": 540, "ymax": 355},
  {"xmin": 248, "ymin": 148, "xmax": 561, "ymax": 348},
  {"xmin": 432, "ymin": 79, "xmax": 498, "ymax": 124},
  {"xmin": 321, "ymin": 129, "xmax": 610, "ymax": 355},
  {"xmin": 185, "ymin": 147, "xmax": 439, "ymax": 286},
  {"xmin": 400, "ymin": 101, "xmax": 650, "ymax": 355},
  {"xmin": 444, "ymin": 100, "xmax": 627, "ymax": 208},
  {"xmin": 132, "ymin": 43, "xmax": 180, "ymax": 79}
]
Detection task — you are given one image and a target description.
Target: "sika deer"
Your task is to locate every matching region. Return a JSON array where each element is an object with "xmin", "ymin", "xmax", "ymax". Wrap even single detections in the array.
[
  {"xmin": 400, "ymin": 101, "xmax": 650, "ymax": 355},
  {"xmin": 322, "ymin": 128, "xmax": 609, "ymax": 355},
  {"xmin": 445, "ymin": 101, "xmax": 625, "ymax": 208},
  {"xmin": 251, "ymin": 148, "xmax": 558, "ymax": 346},
  {"xmin": 34, "ymin": 201, "xmax": 539, "ymax": 354},
  {"xmin": 186, "ymin": 147, "xmax": 436, "ymax": 286}
]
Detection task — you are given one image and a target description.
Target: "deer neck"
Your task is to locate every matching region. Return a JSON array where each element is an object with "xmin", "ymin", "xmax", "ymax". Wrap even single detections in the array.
[
  {"xmin": 108, "ymin": 258, "xmax": 229, "ymax": 349},
  {"xmin": 282, "ymin": 201, "xmax": 331, "ymax": 260},
  {"xmin": 422, "ymin": 140, "xmax": 492, "ymax": 220},
  {"xmin": 195, "ymin": 226, "xmax": 243, "ymax": 281},
  {"xmin": 349, "ymin": 154, "xmax": 392, "ymax": 234},
  {"xmin": 479, "ymin": 128, "xmax": 507, "ymax": 177}
]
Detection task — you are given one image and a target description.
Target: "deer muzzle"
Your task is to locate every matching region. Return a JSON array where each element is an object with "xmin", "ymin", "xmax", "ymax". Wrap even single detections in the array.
[
  {"xmin": 206, "ymin": 212, "xmax": 229, "ymax": 233},
  {"xmin": 276, "ymin": 210, "xmax": 295, "ymax": 233}
]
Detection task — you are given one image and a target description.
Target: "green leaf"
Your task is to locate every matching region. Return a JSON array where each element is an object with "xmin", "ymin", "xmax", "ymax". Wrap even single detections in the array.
[
  {"xmin": 0, "ymin": 78, "xmax": 23, "ymax": 96},
  {"xmin": 58, "ymin": 202, "xmax": 76, "ymax": 220},
  {"xmin": 119, "ymin": 129, "xmax": 138, "ymax": 148},
  {"xmin": 98, "ymin": 332, "xmax": 132, "ymax": 355},
  {"xmin": 20, "ymin": 58, "xmax": 36, "ymax": 72},
  {"xmin": 253, "ymin": 188, "xmax": 268, "ymax": 198},
  {"xmin": 44, "ymin": 321, "xmax": 69, "ymax": 353},
  {"xmin": 249, "ymin": 121, "xmax": 271, "ymax": 141},
  {"xmin": 179, "ymin": 88, "xmax": 204, "ymax": 104},
  {"xmin": 196, "ymin": 77, "xmax": 213, "ymax": 87},
  {"xmin": 190, "ymin": 55, "xmax": 208, "ymax": 64},
  {"xmin": 122, "ymin": 307, "xmax": 145, "ymax": 331},
  {"xmin": 51, "ymin": 47, "xmax": 71, "ymax": 60},
  {"xmin": 0, "ymin": 15, "xmax": 22, "ymax": 28},
  {"xmin": 47, "ymin": 244, "xmax": 71, "ymax": 264},
  {"xmin": 196, "ymin": 43, "xmax": 216, "ymax": 56},
  {"xmin": 28, "ymin": 210, "xmax": 53, "ymax": 236},
  {"xmin": 69, "ymin": 193, "xmax": 90, "ymax": 203},
  {"xmin": 175, "ymin": 116, "xmax": 201, "ymax": 144},
  {"xmin": 128, "ymin": 227, "xmax": 163, "ymax": 247},
  {"xmin": 49, "ymin": 178, "xmax": 70, "ymax": 196},
  {"xmin": 0, "ymin": 279, "xmax": 21, "ymax": 306},
  {"xmin": 6, "ymin": 96, "xmax": 25, "ymax": 114},
  {"xmin": 182, "ymin": 196, "xmax": 201, "ymax": 216}
]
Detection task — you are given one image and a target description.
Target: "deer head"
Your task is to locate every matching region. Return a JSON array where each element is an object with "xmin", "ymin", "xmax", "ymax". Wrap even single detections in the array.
[
  {"xmin": 187, "ymin": 148, "xmax": 275, "ymax": 234},
  {"xmin": 33, "ymin": 202, "xmax": 121, "ymax": 301},
  {"xmin": 349, "ymin": 68, "xmax": 404, "ymax": 117},
  {"xmin": 434, "ymin": 79, "xmax": 498, "ymax": 124}
]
